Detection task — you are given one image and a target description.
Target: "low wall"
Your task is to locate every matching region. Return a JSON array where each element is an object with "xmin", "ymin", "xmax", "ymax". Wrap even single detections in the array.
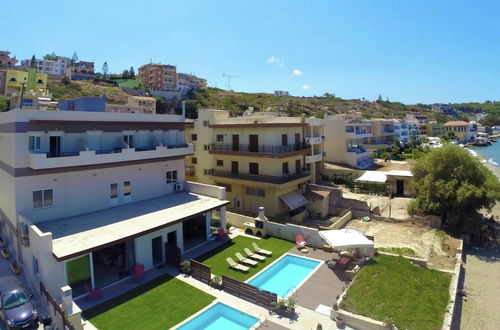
[
  {"xmin": 321, "ymin": 210, "xmax": 352, "ymax": 230},
  {"xmin": 185, "ymin": 181, "xmax": 226, "ymax": 199},
  {"xmin": 265, "ymin": 221, "xmax": 323, "ymax": 248},
  {"xmin": 226, "ymin": 211, "xmax": 253, "ymax": 228},
  {"xmin": 378, "ymin": 251, "xmax": 428, "ymax": 268},
  {"xmin": 443, "ymin": 240, "xmax": 465, "ymax": 330}
]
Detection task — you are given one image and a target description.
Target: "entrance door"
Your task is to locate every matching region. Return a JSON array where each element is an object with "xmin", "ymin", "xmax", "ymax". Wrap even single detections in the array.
[
  {"xmin": 249, "ymin": 135, "xmax": 258, "ymax": 152},
  {"xmin": 167, "ymin": 231, "xmax": 177, "ymax": 246},
  {"xmin": 396, "ymin": 180, "xmax": 404, "ymax": 196},
  {"xmin": 165, "ymin": 231, "xmax": 181, "ymax": 267},
  {"xmin": 295, "ymin": 159, "xmax": 301, "ymax": 174},
  {"xmin": 295, "ymin": 133, "xmax": 301, "ymax": 151},
  {"xmin": 151, "ymin": 236, "xmax": 163, "ymax": 267},
  {"xmin": 232, "ymin": 135, "xmax": 239, "ymax": 151},
  {"xmin": 231, "ymin": 161, "xmax": 239, "ymax": 175},
  {"xmin": 49, "ymin": 136, "xmax": 61, "ymax": 158}
]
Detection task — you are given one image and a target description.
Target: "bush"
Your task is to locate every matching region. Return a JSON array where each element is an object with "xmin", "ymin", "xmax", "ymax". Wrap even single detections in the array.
[
  {"xmin": 180, "ymin": 260, "xmax": 191, "ymax": 275},
  {"xmin": 226, "ymin": 223, "xmax": 232, "ymax": 231},
  {"xmin": 273, "ymin": 296, "xmax": 296, "ymax": 313},
  {"xmin": 209, "ymin": 275, "xmax": 222, "ymax": 289}
]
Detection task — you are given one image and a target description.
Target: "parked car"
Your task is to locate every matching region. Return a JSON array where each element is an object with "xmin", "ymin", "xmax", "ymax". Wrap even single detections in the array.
[{"xmin": 0, "ymin": 276, "xmax": 38, "ymax": 329}]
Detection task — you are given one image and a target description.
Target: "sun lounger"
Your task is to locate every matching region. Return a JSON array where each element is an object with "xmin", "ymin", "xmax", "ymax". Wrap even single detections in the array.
[
  {"xmin": 295, "ymin": 235, "xmax": 307, "ymax": 249},
  {"xmin": 226, "ymin": 257, "xmax": 249, "ymax": 272},
  {"xmin": 252, "ymin": 242, "xmax": 272, "ymax": 256},
  {"xmin": 244, "ymin": 248, "xmax": 266, "ymax": 261},
  {"xmin": 235, "ymin": 252, "xmax": 258, "ymax": 266}
]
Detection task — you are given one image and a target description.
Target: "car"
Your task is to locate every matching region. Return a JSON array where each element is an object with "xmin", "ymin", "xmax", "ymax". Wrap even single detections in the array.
[{"xmin": 0, "ymin": 276, "xmax": 38, "ymax": 329}]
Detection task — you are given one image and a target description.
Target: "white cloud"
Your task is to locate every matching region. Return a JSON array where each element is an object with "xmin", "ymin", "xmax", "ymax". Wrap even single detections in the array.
[
  {"xmin": 266, "ymin": 56, "xmax": 284, "ymax": 67},
  {"xmin": 302, "ymin": 84, "xmax": 310, "ymax": 90},
  {"xmin": 292, "ymin": 69, "xmax": 303, "ymax": 76}
]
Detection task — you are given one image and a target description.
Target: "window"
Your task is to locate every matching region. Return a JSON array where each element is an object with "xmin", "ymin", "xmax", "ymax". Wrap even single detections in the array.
[
  {"xmin": 216, "ymin": 159, "xmax": 223, "ymax": 167},
  {"xmin": 217, "ymin": 183, "xmax": 232, "ymax": 192},
  {"xmin": 191, "ymin": 134, "xmax": 197, "ymax": 141},
  {"xmin": 192, "ymin": 157, "xmax": 197, "ymax": 164},
  {"xmin": 166, "ymin": 170, "xmax": 178, "ymax": 184},
  {"xmin": 29, "ymin": 136, "xmax": 41, "ymax": 151},
  {"xmin": 203, "ymin": 145, "xmax": 208, "ymax": 150},
  {"xmin": 282, "ymin": 162, "xmax": 289, "ymax": 174},
  {"xmin": 249, "ymin": 162, "xmax": 259, "ymax": 175},
  {"xmin": 124, "ymin": 181, "xmax": 131, "ymax": 196},
  {"xmin": 216, "ymin": 134, "xmax": 224, "ymax": 142},
  {"xmin": 110, "ymin": 183, "xmax": 118, "ymax": 199},
  {"xmin": 32, "ymin": 189, "xmax": 53, "ymax": 208},
  {"xmin": 32, "ymin": 256, "xmax": 39, "ymax": 274},
  {"xmin": 123, "ymin": 134, "xmax": 134, "ymax": 148},
  {"xmin": 246, "ymin": 187, "xmax": 265, "ymax": 197},
  {"xmin": 203, "ymin": 120, "xmax": 209, "ymax": 127},
  {"xmin": 22, "ymin": 98, "xmax": 34, "ymax": 107}
]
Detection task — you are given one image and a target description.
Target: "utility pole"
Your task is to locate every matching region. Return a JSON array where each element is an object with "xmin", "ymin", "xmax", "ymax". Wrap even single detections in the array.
[
  {"xmin": 19, "ymin": 83, "xmax": 26, "ymax": 109},
  {"xmin": 222, "ymin": 73, "xmax": 237, "ymax": 90}
]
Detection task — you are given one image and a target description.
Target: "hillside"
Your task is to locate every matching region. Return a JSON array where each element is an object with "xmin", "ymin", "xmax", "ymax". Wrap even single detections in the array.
[{"xmin": 48, "ymin": 79, "xmax": 131, "ymax": 104}]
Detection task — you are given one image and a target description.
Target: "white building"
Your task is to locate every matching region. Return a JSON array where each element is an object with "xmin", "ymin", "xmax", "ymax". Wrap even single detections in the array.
[
  {"xmin": 274, "ymin": 90, "xmax": 290, "ymax": 97},
  {"xmin": 22, "ymin": 56, "xmax": 71, "ymax": 76},
  {"xmin": 0, "ymin": 108, "xmax": 228, "ymax": 322},
  {"xmin": 393, "ymin": 119, "xmax": 418, "ymax": 145}
]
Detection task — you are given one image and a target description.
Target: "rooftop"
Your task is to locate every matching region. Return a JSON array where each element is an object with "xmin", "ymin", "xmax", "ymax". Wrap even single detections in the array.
[
  {"xmin": 36, "ymin": 192, "xmax": 229, "ymax": 261},
  {"xmin": 443, "ymin": 121, "xmax": 469, "ymax": 127}
]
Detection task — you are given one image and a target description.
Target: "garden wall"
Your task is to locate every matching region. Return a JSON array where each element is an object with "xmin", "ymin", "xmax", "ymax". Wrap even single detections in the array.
[
  {"xmin": 226, "ymin": 211, "xmax": 252, "ymax": 228},
  {"xmin": 265, "ymin": 221, "xmax": 323, "ymax": 248},
  {"xmin": 443, "ymin": 239, "xmax": 465, "ymax": 330}
]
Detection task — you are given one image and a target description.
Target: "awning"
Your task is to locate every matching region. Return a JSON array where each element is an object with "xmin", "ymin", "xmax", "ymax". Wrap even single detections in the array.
[
  {"xmin": 280, "ymin": 190, "xmax": 308, "ymax": 210},
  {"xmin": 319, "ymin": 229, "xmax": 374, "ymax": 250},
  {"xmin": 354, "ymin": 171, "xmax": 387, "ymax": 183}
]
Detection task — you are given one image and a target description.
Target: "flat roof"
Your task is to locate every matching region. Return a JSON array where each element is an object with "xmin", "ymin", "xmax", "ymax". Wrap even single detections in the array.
[
  {"xmin": 355, "ymin": 171, "xmax": 387, "ymax": 183},
  {"xmin": 36, "ymin": 192, "xmax": 229, "ymax": 261}
]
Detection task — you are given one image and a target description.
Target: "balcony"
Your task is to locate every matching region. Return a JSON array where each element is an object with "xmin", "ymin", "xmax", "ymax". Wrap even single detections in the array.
[
  {"xmin": 211, "ymin": 169, "xmax": 310, "ymax": 185},
  {"xmin": 305, "ymin": 136, "xmax": 324, "ymax": 145},
  {"xmin": 210, "ymin": 143, "xmax": 308, "ymax": 157},
  {"xmin": 345, "ymin": 127, "xmax": 372, "ymax": 139},
  {"xmin": 28, "ymin": 144, "xmax": 193, "ymax": 170},
  {"xmin": 347, "ymin": 146, "xmax": 367, "ymax": 154},
  {"xmin": 306, "ymin": 154, "xmax": 322, "ymax": 164}
]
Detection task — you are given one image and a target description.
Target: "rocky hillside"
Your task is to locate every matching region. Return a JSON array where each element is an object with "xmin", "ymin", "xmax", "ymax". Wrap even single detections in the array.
[{"xmin": 48, "ymin": 79, "xmax": 131, "ymax": 104}]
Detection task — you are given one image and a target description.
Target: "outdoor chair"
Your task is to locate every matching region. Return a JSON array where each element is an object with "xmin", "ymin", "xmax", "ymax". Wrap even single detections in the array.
[
  {"xmin": 235, "ymin": 252, "xmax": 258, "ymax": 266},
  {"xmin": 226, "ymin": 257, "xmax": 249, "ymax": 272},
  {"xmin": 244, "ymin": 247, "xmax": 266, "ymax": 261},
  {"xmin": 217, "ymin": 228, "xmax": 229, "ymax": 240},
  {"xmin": 295, "ymin": 235, "xmax": 307, "ymax": 249},
  {"xmin": 133, "ymin": 264, "xmax": 145, "ymax": 282},
  {"xmin": 252, "ymin": 242, "xmax": 272, "ymax": 256},
  {"xmin": 84, "ymin": 284, "xmax": 102, "ymax": 300}
]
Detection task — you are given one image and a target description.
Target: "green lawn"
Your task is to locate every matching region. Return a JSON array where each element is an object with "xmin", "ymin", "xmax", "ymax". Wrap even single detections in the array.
[
  {"xmin": 113, "ymin": 79, "xmax": 141, "ymax": 89},
  {"xmin": 196, "ymin": 236, "xmax": 295, "ymax": 281},
  {"xmin": 340, "ymin": 255, "xmax": 451, "ymax": 330},
  {"xmin": 82, "ymin": 275, "xmax": 214, "ymax": 330}
]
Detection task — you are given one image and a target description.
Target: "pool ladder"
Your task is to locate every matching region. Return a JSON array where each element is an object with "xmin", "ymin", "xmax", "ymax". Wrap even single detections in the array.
[
  {"xmin": 256, "ymin": 314, "xmax": 268, "ymax": 328},
  {"xmin": 286, "ymin": 285, "xmax": 299, "ymax": 297}
]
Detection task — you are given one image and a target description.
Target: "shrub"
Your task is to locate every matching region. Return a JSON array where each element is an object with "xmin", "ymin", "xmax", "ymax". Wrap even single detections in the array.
[
  {"xmin": 226, "ymin": 222, "xmax": 232, "ymax": 231},
  {"xmin": 209, "ymin": 275, "xmax": 222, "ymax": 289},
  {"xmin": 180, "ymin": 260, "xmax": 191, "ymax": 275}
]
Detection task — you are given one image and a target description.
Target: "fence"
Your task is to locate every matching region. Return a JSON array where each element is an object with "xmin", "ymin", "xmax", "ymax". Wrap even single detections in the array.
[
  {"xmin": 221, "ymin": 275, "xmax": 277, "ymax": 310},
  {"xmin": 190, "ymin": 260, "xmax": 211, "ymax": 284},
  {"xmin": 39, "ymin": 282, "xmax": 75, "ymax": 330}
]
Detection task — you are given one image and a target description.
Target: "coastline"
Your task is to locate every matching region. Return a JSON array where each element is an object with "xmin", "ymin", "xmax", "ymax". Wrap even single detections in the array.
[{"xmin": 473, "ymin": 148, "xmax": 500, "ymax": 215}]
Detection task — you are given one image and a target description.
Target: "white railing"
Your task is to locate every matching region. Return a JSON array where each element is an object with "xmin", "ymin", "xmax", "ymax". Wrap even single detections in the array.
[{"xmin": 306, "ymin": 153, "xmax": 323, "ymax": 163}]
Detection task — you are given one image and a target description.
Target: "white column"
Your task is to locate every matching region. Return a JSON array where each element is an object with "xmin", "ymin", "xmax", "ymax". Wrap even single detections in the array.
[
  {"xmin": 206, "ymin": 212, "xmax": 211, "ymax": 239},
  {"xmin": 89, "ymin": 253, "xmax": 96, "ymax": 290},
  {"xmin": 61, "ymin": 286, "xmax": 73, "ymax": 314},
  {"xmin": 220, "ymin": 207, "xmax": 227, "ymax": 231}
]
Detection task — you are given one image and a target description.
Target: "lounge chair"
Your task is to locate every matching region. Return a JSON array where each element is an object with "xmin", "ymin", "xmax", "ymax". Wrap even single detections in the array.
[
  {"xmin": 295, "ymin": 235, "xmax": 307, "ymax": 249},
  {"xmin": 252, "ymin": 242, "xmax": 272, "ymax": 256},
  {"xmin": 235, "ymin": 252, "xmax": 258, "ymax": 266},
  {"xmin": 226, "ymin": 257, "xmax": 249, "ymax": 272},
  {"xmin": 244, "ymin": 247, "xmax": 266, "ymax": 261}
]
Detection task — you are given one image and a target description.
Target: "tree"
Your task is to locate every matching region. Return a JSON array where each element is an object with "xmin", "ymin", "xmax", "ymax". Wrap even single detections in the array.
[
  {"xmin": 122, "ymin": 70, "xmax": 130, "ymax": 79},
  {"xmin": 30, "ymin": 55, "xmax": 36, "ymax": 68},
  {"xmin": 409, "ymin": 145, "xmax": 500, "ymax": 232},
  {"xmin": 0, "ymin": 96, "xmax": 8, "ymax": 112},
  {"xmin": 102, "ymin": 61, "xmax": 109, "ymax": 78},
  {"xmin": 44, "ymin": 51, "xmax": 57, "ymax": 60},
  {"xmin": 129, "ymin": 66, "xmax": 135, "ymax": 78},
  {"xmin": 377, "ymin": 94, "xmax": 383, "ymax": 102},
  {"xmin": 71, "ymin": 52, "xmax": 79, "ymax": 65},
  {"xmin": 381, "ymin": 152, "xmax": 391, "ymax": 162}
]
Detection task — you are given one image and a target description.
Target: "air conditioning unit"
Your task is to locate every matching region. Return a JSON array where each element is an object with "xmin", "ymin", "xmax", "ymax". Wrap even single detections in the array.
[{"xmin": 174, "ymin": 183, "xmax": 183, "ymax": 192}]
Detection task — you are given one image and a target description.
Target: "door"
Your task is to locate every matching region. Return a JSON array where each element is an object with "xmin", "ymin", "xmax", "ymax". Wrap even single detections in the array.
[
  {"xmin": 249, "ymin": 162, "xmax": 259, "ymax": 175},
  {"xmin": 295, "ymin": 133, "xmax": 301, "ymax": 151},
  {"xmin": 232, "ymin": 135, "xmax": 239, "ymax": 151},
  {"xmin": 165, "ymin": 231, "xmax": 181, "ymax": 267},
  {"xmin": 49, "ymin": 136, "xmax": 61, "ymax": 158},
  {"xmin": 396, "ymin": 180, "xmax": 404, "ymax": 196},
  {"xmin": 295, "ymin": 159, "xmax": 301, "ymax": 174},
  {"xmin": 231, "ymin": 161, "xmax": 239, "ymax": 175},
  {"xmin": 249, "ymin": 135, "xmax": 258, "ymax": 152},
  {"xmin": 151, "ymin": 236, "xmax": 163, "ymax": 266},
  {"xmin": 281, "ymin": 134, "xmax": 288, "ymax": 152}
]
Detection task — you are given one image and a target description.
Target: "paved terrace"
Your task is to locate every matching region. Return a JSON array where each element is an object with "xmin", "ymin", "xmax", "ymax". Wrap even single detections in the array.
[{"xmin": 36, "ymin": 192, "xmax": 228, "ymax": 261}]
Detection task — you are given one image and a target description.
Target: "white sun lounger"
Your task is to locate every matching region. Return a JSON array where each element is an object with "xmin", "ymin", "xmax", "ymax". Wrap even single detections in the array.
[
  {"xmin": 226, "ymin": 257, "xmax": 249, "ymax": 272},
  {"xmin": 252, "ymin": 242, "xmax": 272, "ymax": 256},
  {"xmin": 244, "ymin": 248, "xmax": 266, "ymax": 261},
  {"xmin": 235, "ymin": 252, "xmax": 258, "ymax": 266}
]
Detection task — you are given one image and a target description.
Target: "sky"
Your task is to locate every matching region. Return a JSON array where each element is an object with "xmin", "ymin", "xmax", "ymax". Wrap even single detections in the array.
[{"xmin": 2, "ymin": 0, "xmax": 500, "ymax": 104}]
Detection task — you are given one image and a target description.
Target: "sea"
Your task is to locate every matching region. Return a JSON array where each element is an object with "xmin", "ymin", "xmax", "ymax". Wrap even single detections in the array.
[{"xmin": 471, "ymin": 141, "xmax": 500, "ymax": 168}]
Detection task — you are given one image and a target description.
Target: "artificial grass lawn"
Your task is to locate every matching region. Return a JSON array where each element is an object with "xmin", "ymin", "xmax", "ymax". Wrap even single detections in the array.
[
  {"xmin": 196, "ymin": 236, "xmax": 295, "ymax": 281},
  {"xmin": 83, "ymin": 275, "xmax": 214, "ymax": 330},
  {"xmin": 340, "ymin": 255, "xmax": 451, "ymax": 330}
]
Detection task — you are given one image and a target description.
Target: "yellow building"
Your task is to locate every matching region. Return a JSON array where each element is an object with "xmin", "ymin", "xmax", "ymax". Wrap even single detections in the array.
[
  {"xmin": 443, "ymin": 121, "xmax": 472, "ymax": 140},
  {"xmin": 4, "ymin": 68, "xmax": 47, "ymax": 97},
  {"xmin": 186, "ymin": 109, "xmax": 324, "ymax": 221},
  {"xmin": 426, "ymin": 121, "xmax": 444, "ymax": 137}
]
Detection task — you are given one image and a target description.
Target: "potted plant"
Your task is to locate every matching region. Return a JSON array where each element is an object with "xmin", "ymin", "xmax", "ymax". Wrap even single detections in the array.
[
  {"xmin": 10, "ymin": 262, "xmax": 21, "ymax": 275},
  {"xmin": 209, "ymin": 275, "xmax": 222, "ymax": 289},
  {"xmin": 335, "ymin": 315, "xmax": 345, "ymax": 327},
  {"xmin": 180, "ymin": 260, "xmax": 191, "ymax": 276},
  {"xmin": 316, "ymin": 323, "xmax": 323, "ymax": 330},
  {"xmin": 1, "ymin": 247, "xmax": 9, "ymax": 259},
  {"xmin": 273, "ymin": 296, "xmax": 296, "ymax": 317}
]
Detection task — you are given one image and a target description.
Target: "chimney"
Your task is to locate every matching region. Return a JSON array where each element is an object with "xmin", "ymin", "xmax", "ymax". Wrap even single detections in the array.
[
  {"xmin": 182, "ymin": 101, "xmax": 186, "ymax": 117},
  {"xmin": 257, "ymin": 207, "xmax": 267, "ymax": 221}
]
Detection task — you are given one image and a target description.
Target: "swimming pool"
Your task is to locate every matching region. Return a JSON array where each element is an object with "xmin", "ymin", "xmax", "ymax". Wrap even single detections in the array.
[
  {"xmin": 248, "ymin": 254, "xmax": 320, "ymax": 297},
  {"xmin": 176, "ymin": 302, "xmax": 258, "ymax": 330}
]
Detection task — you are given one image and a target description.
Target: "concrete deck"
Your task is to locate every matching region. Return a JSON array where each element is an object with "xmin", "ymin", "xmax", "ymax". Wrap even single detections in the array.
[{"xmin": 36, "ymin": 192, "xmax": 228, "ymax": 260}]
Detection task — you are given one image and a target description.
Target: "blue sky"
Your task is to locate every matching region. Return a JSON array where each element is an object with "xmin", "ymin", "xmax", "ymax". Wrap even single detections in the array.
[{"xmin": 2, "ymin": 0, "xmax": 500, "ymax": 104}]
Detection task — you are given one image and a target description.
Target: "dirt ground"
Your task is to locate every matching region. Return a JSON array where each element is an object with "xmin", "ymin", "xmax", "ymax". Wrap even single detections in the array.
[
  {"xmin": 341, "ymin": 189, "xmax": 412, "ymax": 220},
  {"xmin": 460, "ymin": 249, "xmax": 500, "ymax": 330},
  {"xmin": 346, "ymin": 219, "xmax": 461, "ymax": 270},
  {"xmin": 373, "ymin": 159, "xmax": 415, "ymax": 171}
]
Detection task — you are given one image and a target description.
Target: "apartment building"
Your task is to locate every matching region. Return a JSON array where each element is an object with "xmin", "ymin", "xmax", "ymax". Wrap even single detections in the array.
[
  {"xmin": 185, "ymin": 109, "xmax": 324, "ymax": 221},
  {"xmin": 274, "ymin": 90, "xmax": 290, "ymax": 97},
  {"xmin": 426, "ymin": 121, "xmax": 444, "ymax": 137},
  {"xmin": 58, "ymin": 95, "xmax": 156, "ymax": 114},
  {"xmin": 392, "ymin": 119, "xmax": 418, "ymax": 145},
  {"xmin": 3, "ymin": 68, "xmax": 48, "ymax": 97},
  {"xmin": 21, "ymin": 56, "xmax": 71, "ymax": 76},
  {"xmin": 0, "ymin": 50, "xmax": 18, "ymax": 67},
  {"xmin": 431, "ymin": 103, "xmax": 457, "ymax": 116},
  {"xmin": 405, "ymin": 114, "xmax": 428, "ymax": 136},
  {"xmin": 138, "ymin": 63, "xmax": 178, "ymax": 95},
  {"xmin": 177, "ymin": 72, "xmax": 207, "ymax": 93},
  {"xmin": 0, "ymin": 108, "xmax": 228, "ymax": 314},
  {"xmin": 443, "ymin": 120, "xmax": 473, "ymax": 140},
  {"xmin": 324, "ymin": 113, "xmax": 374, "ymax": 169},
  {"xmin": 66, "ymin": 61, "xmax": 95, "ymax": 81},
  {"xmin": 364, "ymin": 118, "xmax": 395, "ymax": 150}
]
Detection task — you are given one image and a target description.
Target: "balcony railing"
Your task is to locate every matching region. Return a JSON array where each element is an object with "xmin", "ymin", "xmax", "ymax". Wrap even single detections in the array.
[
  {"xmin": 211, "ymin": 169, "xmax": 310, "ymax": 184},
  {"xmin": 347, "ymin": 146, "xmax": 367, "ymax": 154},
  {"xmin": 211, "ymin": 143, "xmax": 308, "ymax": 154}
]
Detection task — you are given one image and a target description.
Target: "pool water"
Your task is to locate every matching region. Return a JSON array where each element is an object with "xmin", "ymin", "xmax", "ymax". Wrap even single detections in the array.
[
  {"xmin": 248, "ymin": 254, "xmax": 320, "ymax": 297},
  {"xmin": 176, "ymin": 302, "xmax": 258, "ymax": 330}
]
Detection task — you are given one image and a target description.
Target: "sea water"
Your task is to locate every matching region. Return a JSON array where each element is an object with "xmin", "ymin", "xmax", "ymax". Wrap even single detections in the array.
[{"xmin": 472, "ymin": 141, "xmax": 500, "ymax": 167}]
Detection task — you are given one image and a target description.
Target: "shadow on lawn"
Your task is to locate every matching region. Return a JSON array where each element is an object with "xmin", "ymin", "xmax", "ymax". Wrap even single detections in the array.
[{"xmin": 82, "ymin": 274, "xmax": 174, "ymax": 320}]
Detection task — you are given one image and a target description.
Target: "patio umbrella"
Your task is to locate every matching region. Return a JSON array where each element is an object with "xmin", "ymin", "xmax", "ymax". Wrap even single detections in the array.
[{"xmin": 319, "ymin": 229, "xmax": 374, "ymax": 250}]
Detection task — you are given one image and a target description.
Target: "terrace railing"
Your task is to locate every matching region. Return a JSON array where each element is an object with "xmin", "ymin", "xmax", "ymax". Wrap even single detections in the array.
[
  {"xmin": 211, "ymin": 143, "xmax": 308, "ymax": 154},
  {"xmin": 211, "ymin": 170, "xmax": 310, "ymax": 184}
]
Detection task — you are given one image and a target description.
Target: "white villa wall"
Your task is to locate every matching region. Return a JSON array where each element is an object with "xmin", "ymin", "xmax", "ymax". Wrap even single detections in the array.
[{"xmin": 324, "ymin": 117, "xmax": 347, "ymax": 164}]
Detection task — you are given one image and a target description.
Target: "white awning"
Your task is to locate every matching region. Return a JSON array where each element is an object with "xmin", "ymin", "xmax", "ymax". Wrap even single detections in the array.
[
  {"xmin": 319, "ymin": 229, "xmax": 374, "ymax": 250},
  {"xmin": 386, "ymin": 170, "xmax": 413, "ymax": 177},
  {"xmin": 355, "ymin": 171, "xmax": 387, "ymax": 183},
  {"xmin": 280, "ymin": 190, "xmax": 308, "ymax": 210}
]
